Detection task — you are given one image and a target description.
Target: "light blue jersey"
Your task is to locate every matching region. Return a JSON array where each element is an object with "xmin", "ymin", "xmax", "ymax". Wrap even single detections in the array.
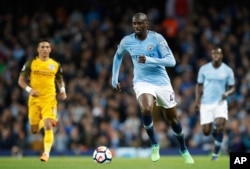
[
  {"xmin": 112, "ymin": 31, "xmax": 176, "ymax": 87},
  {"xmin": 197, "ymin": 62, "xmax": 235, "ymax": 104}
]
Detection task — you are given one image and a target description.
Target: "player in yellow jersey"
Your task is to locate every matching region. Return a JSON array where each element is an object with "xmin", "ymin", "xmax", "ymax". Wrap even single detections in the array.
[{"xmin": 18, "ymin": 38, "xmax": 67, "ymax": 162}]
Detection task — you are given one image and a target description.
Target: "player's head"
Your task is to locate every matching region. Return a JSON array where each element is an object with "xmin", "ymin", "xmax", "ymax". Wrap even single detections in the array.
[
  {"xmin": 132, "ymin": 12, "xmax": 149, "ymax": 38},
  {"xmin": 211, "ymin": 47, "xmax": 223, "ymax": 65},
  {"xmin": 37, "ymin": 38, "xmax": 52, "ymax": 57}
]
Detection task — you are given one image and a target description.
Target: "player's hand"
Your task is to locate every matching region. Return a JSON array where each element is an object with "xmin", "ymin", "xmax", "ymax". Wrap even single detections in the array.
[
  {"xmin": 222, "ymin": 93, "xmax": 228, "ymax": 100},
  {"xmin": 30, "ymin": 89, "xmax": 39, "ymax": 97},
  {"xmin": 194, "ymin": 101, "xmax": 200, "ymax": 111},
  {"xmin": 60, "ymin": 92, "xmax": 67, "ymax": 100},
  {"xmin": 113, "ymin": 83, "xmax": 121, "ymax": 92},
  {"xmin": 60, "ymin": 88, "xmax": 67, "ymax": 100},
  {"xmin": 138, "ymin": 55, "xmax": 146, "ymax": 63}
]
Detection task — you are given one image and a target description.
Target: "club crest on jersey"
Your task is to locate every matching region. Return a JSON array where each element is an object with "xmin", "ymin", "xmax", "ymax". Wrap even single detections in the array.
[
  {"xmin": 147, "ymin": 44, "xmax": 154, "ymax": 51},
  {"xmin": 49, "ymin": 64, "xmax": 54, "ymax": 70}
]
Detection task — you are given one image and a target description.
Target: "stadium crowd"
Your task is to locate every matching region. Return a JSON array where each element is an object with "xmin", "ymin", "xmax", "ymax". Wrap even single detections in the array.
[{"xmin": 0, "ymin": 0, "xmax": 250, "ymax": 156}]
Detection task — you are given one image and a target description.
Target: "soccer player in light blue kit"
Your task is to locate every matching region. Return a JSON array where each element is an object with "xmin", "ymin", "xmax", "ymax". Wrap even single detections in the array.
[
  {"xmin": 112, "ymin": 12, "xmax": 194, "ymax": 163},
  {"xmin": 195, "ymin": 47, "xmax": 235, "ymax": 161}
]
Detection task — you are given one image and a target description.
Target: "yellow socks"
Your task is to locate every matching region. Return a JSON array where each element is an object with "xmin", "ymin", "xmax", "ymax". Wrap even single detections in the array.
[
  {"xmin": 38, "ymin": 120, "xmax": 44, "ymax": 131},
  {"xmin": 44, "ymin": 130, "xmax": 54, "ymax": 156}
]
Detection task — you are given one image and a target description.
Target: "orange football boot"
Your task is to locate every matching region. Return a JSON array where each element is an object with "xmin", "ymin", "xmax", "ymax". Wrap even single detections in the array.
[{"xmin": 40, "ymin": 153, "xmax": 49, "ymax": 162}]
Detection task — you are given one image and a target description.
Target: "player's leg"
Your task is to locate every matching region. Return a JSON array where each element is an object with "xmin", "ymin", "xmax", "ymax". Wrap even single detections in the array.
[
  {"xmin": 138, "ymin": 94, "xmax": 159, "ymax": 158},
  {"xmin": 157, "ymin": 86, "xmax": 193, "ymax": 164},
  {"xmin": 211, "ymin": 100, "xmax": 228, "ymax": 160},
  {"xmin": 201, "ymin": 123, "xmax": 212, "ymax": 136},
  {"xmin": 38, "ymin": 113, "xmax": 45, "ymax": 135},
  {"xmin": 38, "ymin": 119, "xmax": 44, "ymax": 130},
  {"xmin": 163, "ymin": 107, "xmax": 186, "ymax": 150},
  {"xmin": 211, "ymin": 117, "xmax": 226, "ymax": 160},
  {"xmin": 162, "ymin": 107, "xmax": 194, "ymax": 164},
  {"xmin": 28, "ymin": 101, "xmax": 41, "ymax": 134},
  {"xmin": 134, "ymin": 83, "xmax": 160, "ymax": 162},
  {"xmin": 138, "ymin": 94, "xmax": 157, "ymax": 146},
  {"xmin": 151, "ymin": 99, "xmax": 163, "ymax": 162},
  {"xmin": 200, "ymin": 103, "xmax": 217, "ymax": 160},
  {"xmin": 40, "ymin": 102, "xmax": 57, "ymax": 162},
  {"xmin": 152, "ymin": 100, "xmax": 163, "ymax": 122},
  {"xmin": 30, "ymin": 124, "xmax": 39, "ymax": 134}
]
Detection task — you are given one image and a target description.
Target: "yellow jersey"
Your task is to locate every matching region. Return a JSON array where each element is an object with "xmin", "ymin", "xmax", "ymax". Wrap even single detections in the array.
[{"xmin": 20, "ymin": 57, "xmax": 63, "ymax": 101}]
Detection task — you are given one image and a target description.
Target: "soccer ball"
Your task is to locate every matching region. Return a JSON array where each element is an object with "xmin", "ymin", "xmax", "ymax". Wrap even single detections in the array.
[{"xmin": 93, "ymin": 146, "xmax": 112, "ymax": 164}]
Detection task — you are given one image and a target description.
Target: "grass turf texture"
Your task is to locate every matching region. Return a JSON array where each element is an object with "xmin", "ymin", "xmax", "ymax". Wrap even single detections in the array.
[{"xmin": 0, "ymin": 155, "xmax": 229, "ymax": 169}]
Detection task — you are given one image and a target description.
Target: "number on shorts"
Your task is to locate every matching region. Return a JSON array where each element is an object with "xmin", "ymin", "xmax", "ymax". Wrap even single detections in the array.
[
  {"xmin": 170, "ymin": 93, "xmax": 174, "ymax": 102},
  {"xmin": 51, "ymin": 107, "xmax": 56, "ymax": 116}
]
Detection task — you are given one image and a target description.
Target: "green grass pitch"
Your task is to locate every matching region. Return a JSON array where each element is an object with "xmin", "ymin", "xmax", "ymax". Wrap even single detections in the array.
[{"xmin": 0, "ymin": 155, "xmax": 229, "ymax": 169}]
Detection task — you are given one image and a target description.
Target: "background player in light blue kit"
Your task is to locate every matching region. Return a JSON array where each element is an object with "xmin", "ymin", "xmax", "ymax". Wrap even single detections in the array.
[
  {"xmin": 195, "ymin": 47, "xmax": 235, "ymax": 160},
  {"xmin": 112, "ymin": 12, "xmax": 194, "ymax": 163}
]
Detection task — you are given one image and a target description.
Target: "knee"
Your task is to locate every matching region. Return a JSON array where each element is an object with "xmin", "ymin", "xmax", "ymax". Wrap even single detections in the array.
[
  {"xmin": 31, "ymin": 127, "xmax": 39, "ymax": 134},
  {"xmin": 141, "ymin": 106, "xmax": 153, "ymax": 116},
  {"xmin": 203, "ymin": 129, "xmax": 211, "ymax": 136},
  {"xmin": 44, "ymin": 119, "xmax": 54, "ymax": 130},
  {"xmin": 203, "ymin": 131, "xmax": 210, "ymax": 136},
  {"xmin": 164, "ymin": 112, "xmax": 178, "ymax": 125},
  {"xmin": 169, "ymin": 117, "xmax": 179, "ymax": 126},
  {"xmin": 215, "ymin": 124, "xmax": 224, "ymax": 132},
  {"xmin": 31, "ymin": 131, "xmax": 38, "ymax": 134}
]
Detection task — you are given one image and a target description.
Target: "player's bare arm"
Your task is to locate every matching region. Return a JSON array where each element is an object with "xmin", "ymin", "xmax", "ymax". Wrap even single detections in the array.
[
  {"xmin": 18, "ymin": 75, "xmax": 39, "ymax": 97},
  {"xmin": 56, "ymin": 79, "xmax": 67, "ymax": 100},
  {"xmin": 222, "ymin": 85, "xmax": 235, "ymax": 100},
  {"xmin": 195, "ymin": 83, "xmax": 203, "ymax": 110}
]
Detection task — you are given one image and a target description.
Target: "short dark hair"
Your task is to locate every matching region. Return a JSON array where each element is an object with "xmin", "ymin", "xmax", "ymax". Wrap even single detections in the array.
[{"xmin": 37, "ymin": 38, "xmax": 51, "ymax": 46}]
